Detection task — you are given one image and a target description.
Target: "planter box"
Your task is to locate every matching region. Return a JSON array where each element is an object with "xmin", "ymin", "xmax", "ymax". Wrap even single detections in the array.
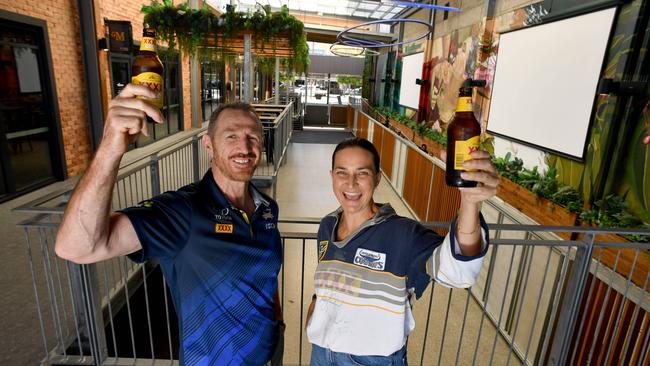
[
  {"xmin": 579, "ymin": 227, "xmax": 650, "ymax": 291},
  {"xmin": 421, "ymin": 136, "xmax": 445, "ymax": 159},
  {"xmin": 390, "ymin": 119, "xmax": 414, "ymax": 140},
  {"xmin": 496, "ymin": 177, "xmax": 578, "ymax": 240}
]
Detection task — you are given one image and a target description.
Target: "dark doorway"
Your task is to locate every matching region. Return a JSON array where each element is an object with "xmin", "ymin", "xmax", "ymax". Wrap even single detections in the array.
[{"xmin": 0, "ymin": 16, "xmax": 64, "ymax": 202}]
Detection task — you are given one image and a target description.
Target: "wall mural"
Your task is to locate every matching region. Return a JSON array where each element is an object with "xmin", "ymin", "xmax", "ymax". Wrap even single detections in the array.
[
  {"xmin": 427, "ymin": 3, "xmax": 548, "ymax": 134},
  {"xmin": 427, "ymin": 24, "xmax": 480, "ymax": 131}
]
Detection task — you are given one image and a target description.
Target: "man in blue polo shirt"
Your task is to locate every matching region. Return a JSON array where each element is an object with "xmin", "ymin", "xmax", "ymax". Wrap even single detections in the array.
[{"xmin": 55, "ymin": 84, "xmax": 283, "ymax": 365}]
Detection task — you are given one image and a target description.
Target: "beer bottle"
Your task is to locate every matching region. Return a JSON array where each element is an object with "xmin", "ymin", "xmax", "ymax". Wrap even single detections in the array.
[
  {"xmin": 445, "ymin": 79, "xmax": 484, "ymax": 187},
  {"xmin": 132, "ymin": 27, "xmax": 164, "ymax": 109}
]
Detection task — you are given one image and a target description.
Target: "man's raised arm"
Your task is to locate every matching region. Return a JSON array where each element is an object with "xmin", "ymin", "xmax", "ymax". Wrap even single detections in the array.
[{"xmin": 55, "ymin": 84, "xmax": 164, "ymax": 264}]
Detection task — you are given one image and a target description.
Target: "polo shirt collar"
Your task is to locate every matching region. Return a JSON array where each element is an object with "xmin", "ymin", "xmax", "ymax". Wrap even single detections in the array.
[{"xmin": 200, "ymin": 169, "xmax": 269, "ymax": 211}]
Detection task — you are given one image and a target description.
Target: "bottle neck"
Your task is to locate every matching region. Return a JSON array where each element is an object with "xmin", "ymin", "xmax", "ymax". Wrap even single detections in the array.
[
  {"xmin": 456, "ymin": 96, "xmax": 473, "ymax": 113},
  {"xmin": 140, "ymin": 36, "xmax": 156, "ymax": 52}
]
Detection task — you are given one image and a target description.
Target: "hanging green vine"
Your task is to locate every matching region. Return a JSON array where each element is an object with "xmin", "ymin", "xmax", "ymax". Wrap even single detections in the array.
[{"xmin": 140, "ymin": 0, "xmax": 309, "ymax": 74}]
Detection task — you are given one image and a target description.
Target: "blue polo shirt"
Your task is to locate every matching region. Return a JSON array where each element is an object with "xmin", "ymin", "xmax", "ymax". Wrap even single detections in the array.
[{"xmin": 121, "ymin": 170, "xmax": 282, "ymax": 365}]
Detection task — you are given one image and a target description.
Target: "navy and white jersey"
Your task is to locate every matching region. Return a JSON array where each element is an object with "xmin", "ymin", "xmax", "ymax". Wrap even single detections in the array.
[
  {"xmin": 306, "ymin": 203, "xmax": 488, "ymax": 356},
  {"xmin": 120, "ymin": 170, "xmax": 282, "ymax": 365}
]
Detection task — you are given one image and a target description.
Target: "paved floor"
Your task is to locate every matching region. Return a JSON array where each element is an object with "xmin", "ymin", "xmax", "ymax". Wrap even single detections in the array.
[{"xmin": 1, "ymin": 138, "xmax": 520, "ymax": 365}]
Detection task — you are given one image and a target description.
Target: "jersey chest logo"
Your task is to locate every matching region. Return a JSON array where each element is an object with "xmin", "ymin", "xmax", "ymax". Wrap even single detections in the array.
[
  {"xmin": 354, "ymin": 248, "xmax": 386, "ymax": 271},
  {"xmin": 215, "ymin": 223, "xmax": 233, "ymax": 234}
]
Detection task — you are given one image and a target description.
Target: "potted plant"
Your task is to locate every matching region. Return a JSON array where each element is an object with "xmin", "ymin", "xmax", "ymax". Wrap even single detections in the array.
[
  {"xmin": 579, "ymin": 195, "xmax": 650, "ymax": 289},
  {"xmin": 493, "ymin": 153, "xmax": 581, "ymax": 239},
  {"xmin": 140, "ymin": 1, "xmax": 309, "ymax": 74}
]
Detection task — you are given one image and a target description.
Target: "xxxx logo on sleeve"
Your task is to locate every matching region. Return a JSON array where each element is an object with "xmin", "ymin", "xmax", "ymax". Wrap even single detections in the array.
[{"xmin": 215, "ymin": 223, "xmax": 234, "ymax": 234}]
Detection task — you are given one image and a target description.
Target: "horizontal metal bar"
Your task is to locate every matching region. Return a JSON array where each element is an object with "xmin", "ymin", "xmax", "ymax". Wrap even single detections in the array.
[
  {"xmin": 12, "ymin": 188, "xmax": 74, "ymax": 214},
  {"xmin": 279, "ymin": 232, "xmax": 318, "ymax": 239},
  {"xmin": 279, "ymin": 217, "xmax": 321, "ymax": 224}
]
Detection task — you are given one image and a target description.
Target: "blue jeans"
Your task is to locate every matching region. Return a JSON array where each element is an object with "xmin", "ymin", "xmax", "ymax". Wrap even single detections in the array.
[{"xmin": 310, "ymin": 344, "xmax": 407, "ymax": 366}]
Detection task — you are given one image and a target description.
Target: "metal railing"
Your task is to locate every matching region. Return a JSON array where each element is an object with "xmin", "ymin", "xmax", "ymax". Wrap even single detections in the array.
[
  {"xmin": 14, "ymin": 100, "xmax": 650, "ymax": 365},
  {"xmin": 250, "ymin": 102, "xmax": 294, "ymax": 196},
  {"xmin": 17, "ymin": 207, "xmax": 650, "ymax": 365}
]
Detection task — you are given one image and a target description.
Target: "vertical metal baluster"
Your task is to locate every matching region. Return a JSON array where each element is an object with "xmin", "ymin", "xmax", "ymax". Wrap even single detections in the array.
[
  {"xmin": 299, "ymin": 238, "xmax": 306, "ymax": 365},
  {"xmin": 569, "ymin": 247, "xmax": 605, "ymax": 365},
  {"xmin": 453, "ymin": 288, "xmax": 473, "ymax": 365},
  {"xmin": 281, "ymin": 238, "xmax": 285, "ymax": 312},
  {"xmin": 174, "ymin": 151, "xmax": 179, "ymax": 188},
  {"xmin": 141, "ymin": 265, "xmax": 156, "ymax": 359},
  {"xmin": 522, "ymin": 246, "xmax": 554, "ymax": 362},
  {"xmin": 420, "ymin": 282, "xmax": 436, "ymax": 366},
  {"xmin": 51, "ymin": 227, "xmax": 71, "ymax": 339},
  {"xmin": 24, "ymin": 228, "xmax": 50, "ymax": 361},
  {"xmin": 39, "ymin": 227, "xmax": 65, "ymax": 355},
  {"xmin": 150, "ymin": 156, "xmax": 159, "ymax": 199},
  {"xmin": 162, "ymin": 276, "xmax": 174, "ymax": 361},
  {"xmin": 621, "ymin": 270, "xmax": 650, "ymax": 364},
  {"xmin": 436, "ymin": 289, "xmax": 454, "ymax": 366},
  {"xmin": 192, "ymin": 135, "xmax": 200, "ymax": 182},
  {"xmin": 637, "ymin": 309, "xmax": 650, "ymax": 366},
  {"xmin": 64, "ymin": 259, "xmax": 84, "ymax": 358},
  {"xmin": 604, "ymin": 248, "xmax": 641, "ymax": 365},
  {"xmin": 120, "ymin": 257, "xmax": 138, "ymax": 359},
  {"xmin": 586, "ymin": 249, "xmax": 622, "ymax": 364},
  {"xmin": 506, "ymin": 245, "xmax": 537, "ymax": 365},
  {"xmin": 101, "ymin": 262, "xmax": 119, "ymax": 360},
  {"xmin": 488, "ymin": 245, "xmax": 519, "ymax": 366},
  {"xmin": 129, "ymin": 174, "xmax": 136, "ymax": 208},
  {"xmin": 472, "ymin": 218, "xmax": 504, "ymax": 366},
  {"xmin": 116, "ymin": 180, "xmax": 124, "ymax": 209}
]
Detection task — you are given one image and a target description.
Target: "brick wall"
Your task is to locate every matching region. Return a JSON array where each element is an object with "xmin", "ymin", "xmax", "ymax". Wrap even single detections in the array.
[
  {"xmin": 97, "ymin": 0, "xmax": 194, "ymax": 134},
  {"xmin": 0, "ymin": 0, "xmax": 194, "ymax": 178},
  {"xmin": 1, "ymin": 0, "xmax": 91, "ymax": 177}
]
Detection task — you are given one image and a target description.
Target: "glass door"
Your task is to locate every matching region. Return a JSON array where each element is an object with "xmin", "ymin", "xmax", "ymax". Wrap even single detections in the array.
[{"xmin": 0, "ymin": 19, "xmax": 62, "ymax": 202}]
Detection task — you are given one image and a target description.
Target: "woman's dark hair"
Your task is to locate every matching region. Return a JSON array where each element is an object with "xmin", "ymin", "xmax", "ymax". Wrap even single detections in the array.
[{"xmin": 332, "ymin": 137, "xmax": 380, "ymax": 173}]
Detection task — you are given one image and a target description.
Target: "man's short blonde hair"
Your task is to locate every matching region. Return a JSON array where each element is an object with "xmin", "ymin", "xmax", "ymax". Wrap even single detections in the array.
[{"xmin": 207, "ymin": 102, "xmax": 262, "ymax": 137}]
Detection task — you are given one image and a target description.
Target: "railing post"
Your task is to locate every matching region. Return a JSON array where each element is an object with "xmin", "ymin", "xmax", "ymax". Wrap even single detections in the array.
[
  {"xmin": 547, "ymin": 232, "xmax": 595, "ymax": 365},
  {"xmin": 192, "ymin": 134, "xmax": 200, "ymax": 182},
  {"xmin": 244, "ymin": 34, "xmax": 252, "ymax": 103},
  {"xmin": 68, "ymin": 262, "xmax": 107, "ymax": 365},
  {"xmin": 150, "ymin": 153, "xmax": 161, "ymax": 196},
  {"xmin": 274, "ymin": 57, "xmax": 280, "ymax": 104}
]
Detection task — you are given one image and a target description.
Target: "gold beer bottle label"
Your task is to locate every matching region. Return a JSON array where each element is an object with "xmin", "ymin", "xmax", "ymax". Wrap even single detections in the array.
[{"xmin": 453, "ymin": 135, "xmax": 480, "ymax": 171}]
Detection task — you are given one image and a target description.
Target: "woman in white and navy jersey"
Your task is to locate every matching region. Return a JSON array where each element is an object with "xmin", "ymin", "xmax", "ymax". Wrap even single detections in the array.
[{"xmin": 306, "ymin": 137, "xmax": 499, "ymax": 365}]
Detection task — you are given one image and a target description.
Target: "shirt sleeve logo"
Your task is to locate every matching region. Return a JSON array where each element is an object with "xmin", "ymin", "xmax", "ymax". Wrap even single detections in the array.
[
  {"xmin": 215, "ymin": 223, "xmax": 234, "ymax": 234},
  {"xmin": 354, "ymin": 248, "xmax": 386, "ymax": 271},
  {"xmin": 318, "ymin": 240, "xmax": 328, "ymax": 261},
  {"xmin": 139, "ymin": 200, "xmax": 154, "ymax": 208},
  {"xmin": 262, "ymin": 208, "xmax": 274, "ymax": 220}
]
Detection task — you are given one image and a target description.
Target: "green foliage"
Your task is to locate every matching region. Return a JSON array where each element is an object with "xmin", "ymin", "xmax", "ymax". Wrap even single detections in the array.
[
  {"xmin": 493, "ymin": 153, "xmax": 648, "ymax": 240},
  {"xmin": 580, "ymin": 194, "xmax": 650, "ymax": 242},
  {"xmin": 423, "ymin": 128, "xmax": 447, "ymax": 146},
  {"xmin": 520, "ymin": 166, "xmax": 560, "ymax": 199},
  {"xmin": 551, "ymin": 186, "xmax": 583, "ymax": 213},
  {"xmin": 140, "ymin": 1, "xmax": 309, "ymax": 74},
  {"xmin": 256, "ymin": 57, "xmax": 276, "ymax": 76},
  {"xmin": 480, "ymin": 135, "xmax": 495, "ymax": 157},
  {"xmin": 492, "ymin": 152, "xmax": 523, "ymax": 181},
  {"xmin": 493, "ymin": 153, "xmax": 583, "ymax": 212},
  {"xmin": 336, "ymin": 75, "xmax": 362, "ymax": 88}
]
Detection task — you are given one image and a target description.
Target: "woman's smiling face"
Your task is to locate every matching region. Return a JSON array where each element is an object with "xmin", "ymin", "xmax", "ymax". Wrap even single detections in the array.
[{"xmin": 331, "ymin": 146, "xmax": 381, "ymax": 215}]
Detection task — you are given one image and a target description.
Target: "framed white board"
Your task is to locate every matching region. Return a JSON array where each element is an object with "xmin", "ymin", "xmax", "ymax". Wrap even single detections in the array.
[
  {"xmin": 398, "ymin": 52, "xmax": 424, "ymax": 110},
  {"xmin": 486, "ymin": 7, "xmax": 616, "ymax": 160}
]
